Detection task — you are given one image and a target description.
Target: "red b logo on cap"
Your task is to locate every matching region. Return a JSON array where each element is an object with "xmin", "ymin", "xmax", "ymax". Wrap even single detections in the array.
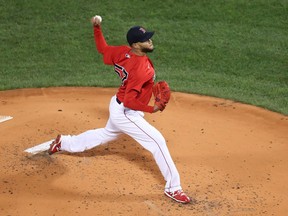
[{"xmin": 139, "ymin": 27, "xmax": 146, "ymax": 33}]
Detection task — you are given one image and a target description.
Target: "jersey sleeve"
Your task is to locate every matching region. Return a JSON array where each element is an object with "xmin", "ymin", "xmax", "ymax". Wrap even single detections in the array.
[
  {"xmin": 93, "ymin": 26, "xmax": 121, "ymax": 65},
  {"xmin": 123, "ymin": 89, "xmax": 154, "ymax": 113}
]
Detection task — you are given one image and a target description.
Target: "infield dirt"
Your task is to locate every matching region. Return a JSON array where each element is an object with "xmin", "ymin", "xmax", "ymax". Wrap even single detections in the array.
[{"xmin": 1, "ymin": 87, "xmax": 287, "ymax": 216}]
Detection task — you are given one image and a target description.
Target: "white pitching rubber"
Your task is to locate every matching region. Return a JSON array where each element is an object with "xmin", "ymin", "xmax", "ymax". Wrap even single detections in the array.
[
  {"xmin": 0, "ymin": 116, "xmax": 13, "ymax": 123},
  {"xmin": 24, "ymin": 140, "xmax": 53, "ymax": 154}
]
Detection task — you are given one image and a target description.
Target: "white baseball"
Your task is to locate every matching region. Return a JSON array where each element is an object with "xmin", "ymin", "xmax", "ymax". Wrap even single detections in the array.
[{"xmin": 94, "ymin": 15, "xmax": 102, "ymax": 23}]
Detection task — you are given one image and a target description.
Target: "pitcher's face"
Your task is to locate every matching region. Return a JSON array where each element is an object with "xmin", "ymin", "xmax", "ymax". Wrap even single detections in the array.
[{"xmin": 137, "ymin": 39, "xmax": 154, "ymax": 53}]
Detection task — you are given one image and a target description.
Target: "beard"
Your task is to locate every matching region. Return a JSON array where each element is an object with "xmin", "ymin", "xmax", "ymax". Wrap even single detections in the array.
[{"xmin": 141, "ymin": 47, "xmax": 154, "ymax": 53}]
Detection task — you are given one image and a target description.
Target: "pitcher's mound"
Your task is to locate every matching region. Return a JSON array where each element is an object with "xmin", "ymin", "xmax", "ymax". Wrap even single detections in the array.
[{"xmin": 0, "ymin": 87, "xmax": 287, "ymax": 216}]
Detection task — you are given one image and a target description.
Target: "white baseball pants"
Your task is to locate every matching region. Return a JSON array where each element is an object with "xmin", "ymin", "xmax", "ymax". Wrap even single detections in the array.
[{"xmin": 60, "ymin": 95, "xmax": 182, "ymax": 192}]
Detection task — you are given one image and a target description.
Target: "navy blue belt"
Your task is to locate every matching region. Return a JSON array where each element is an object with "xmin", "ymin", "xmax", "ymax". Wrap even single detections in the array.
[{"xmin": 116, "ymin": 97, "xmax": 121, "ymax": 104}]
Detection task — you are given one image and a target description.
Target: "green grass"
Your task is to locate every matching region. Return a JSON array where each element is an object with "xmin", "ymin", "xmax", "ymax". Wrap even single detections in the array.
[{"xmin": 0, "ymin": 0, "xmax": 287, "ymax": 115}]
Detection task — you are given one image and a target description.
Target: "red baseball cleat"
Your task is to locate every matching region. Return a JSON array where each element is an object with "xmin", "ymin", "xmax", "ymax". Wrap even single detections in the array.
[
  {"xmin": 48, "ymin": 135, "xmax": 62, "ymax": 155},
  {"xmin": 164, "ymin": 190, "xmax": 191, "ymax": 204}
]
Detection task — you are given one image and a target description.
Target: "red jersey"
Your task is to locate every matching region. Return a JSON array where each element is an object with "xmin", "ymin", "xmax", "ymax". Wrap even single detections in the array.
[{"xmin": 94, "ymin": 26, "xmax": 155, "ymax": 113}]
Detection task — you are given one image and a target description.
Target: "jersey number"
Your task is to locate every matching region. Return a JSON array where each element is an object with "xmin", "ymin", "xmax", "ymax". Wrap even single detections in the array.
[{"xmin": 114, "ymin": 64, "xmax": 128, "ymax": 86}]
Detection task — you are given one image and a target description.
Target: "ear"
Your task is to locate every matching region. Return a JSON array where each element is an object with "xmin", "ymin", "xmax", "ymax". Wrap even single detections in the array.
[{"xmin": 131, "ymin": 42, "xmax": 140, "ymax": 49}]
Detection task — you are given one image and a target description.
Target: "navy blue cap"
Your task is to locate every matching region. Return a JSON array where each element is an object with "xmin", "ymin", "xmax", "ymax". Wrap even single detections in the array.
[{"xmin": 126, "ymin": 26, "xmax": 154, "ymax": 45}]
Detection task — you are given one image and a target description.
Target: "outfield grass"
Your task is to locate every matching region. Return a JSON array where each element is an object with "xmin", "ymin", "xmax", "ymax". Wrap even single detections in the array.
[{"xmin": 0, "ymin": 0, "xmax": 287, "ymax": 115}]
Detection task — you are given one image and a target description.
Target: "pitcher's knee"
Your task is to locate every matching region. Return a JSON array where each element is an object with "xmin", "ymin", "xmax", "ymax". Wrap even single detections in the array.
[{"xmin": 151, "ymin": 139, "xmax": 168, "ymax": 155}]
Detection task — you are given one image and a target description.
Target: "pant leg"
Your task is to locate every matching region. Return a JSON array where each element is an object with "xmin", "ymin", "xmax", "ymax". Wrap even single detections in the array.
[
  {"xmin": 112, "ymin": 106, "xmax": 182, "ymax": 192},
  {"xmin": 60, "ymin": 119, "xmax": 120, "ymax": 152},
  {"xmin": 60, "ymin": 96, "xmax": 121, "ymax": 152}
]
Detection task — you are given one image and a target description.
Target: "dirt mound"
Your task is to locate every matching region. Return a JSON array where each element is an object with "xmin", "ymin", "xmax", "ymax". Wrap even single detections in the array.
[{"xmin": 1, "ymin": 87, "xmax": 287, "ymax": 216}]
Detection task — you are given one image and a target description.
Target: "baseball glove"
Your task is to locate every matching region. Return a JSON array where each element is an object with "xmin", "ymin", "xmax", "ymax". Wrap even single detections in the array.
[{"xmin": 152, "ymin": 81, "xmax": 171, "ymax": 111}]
